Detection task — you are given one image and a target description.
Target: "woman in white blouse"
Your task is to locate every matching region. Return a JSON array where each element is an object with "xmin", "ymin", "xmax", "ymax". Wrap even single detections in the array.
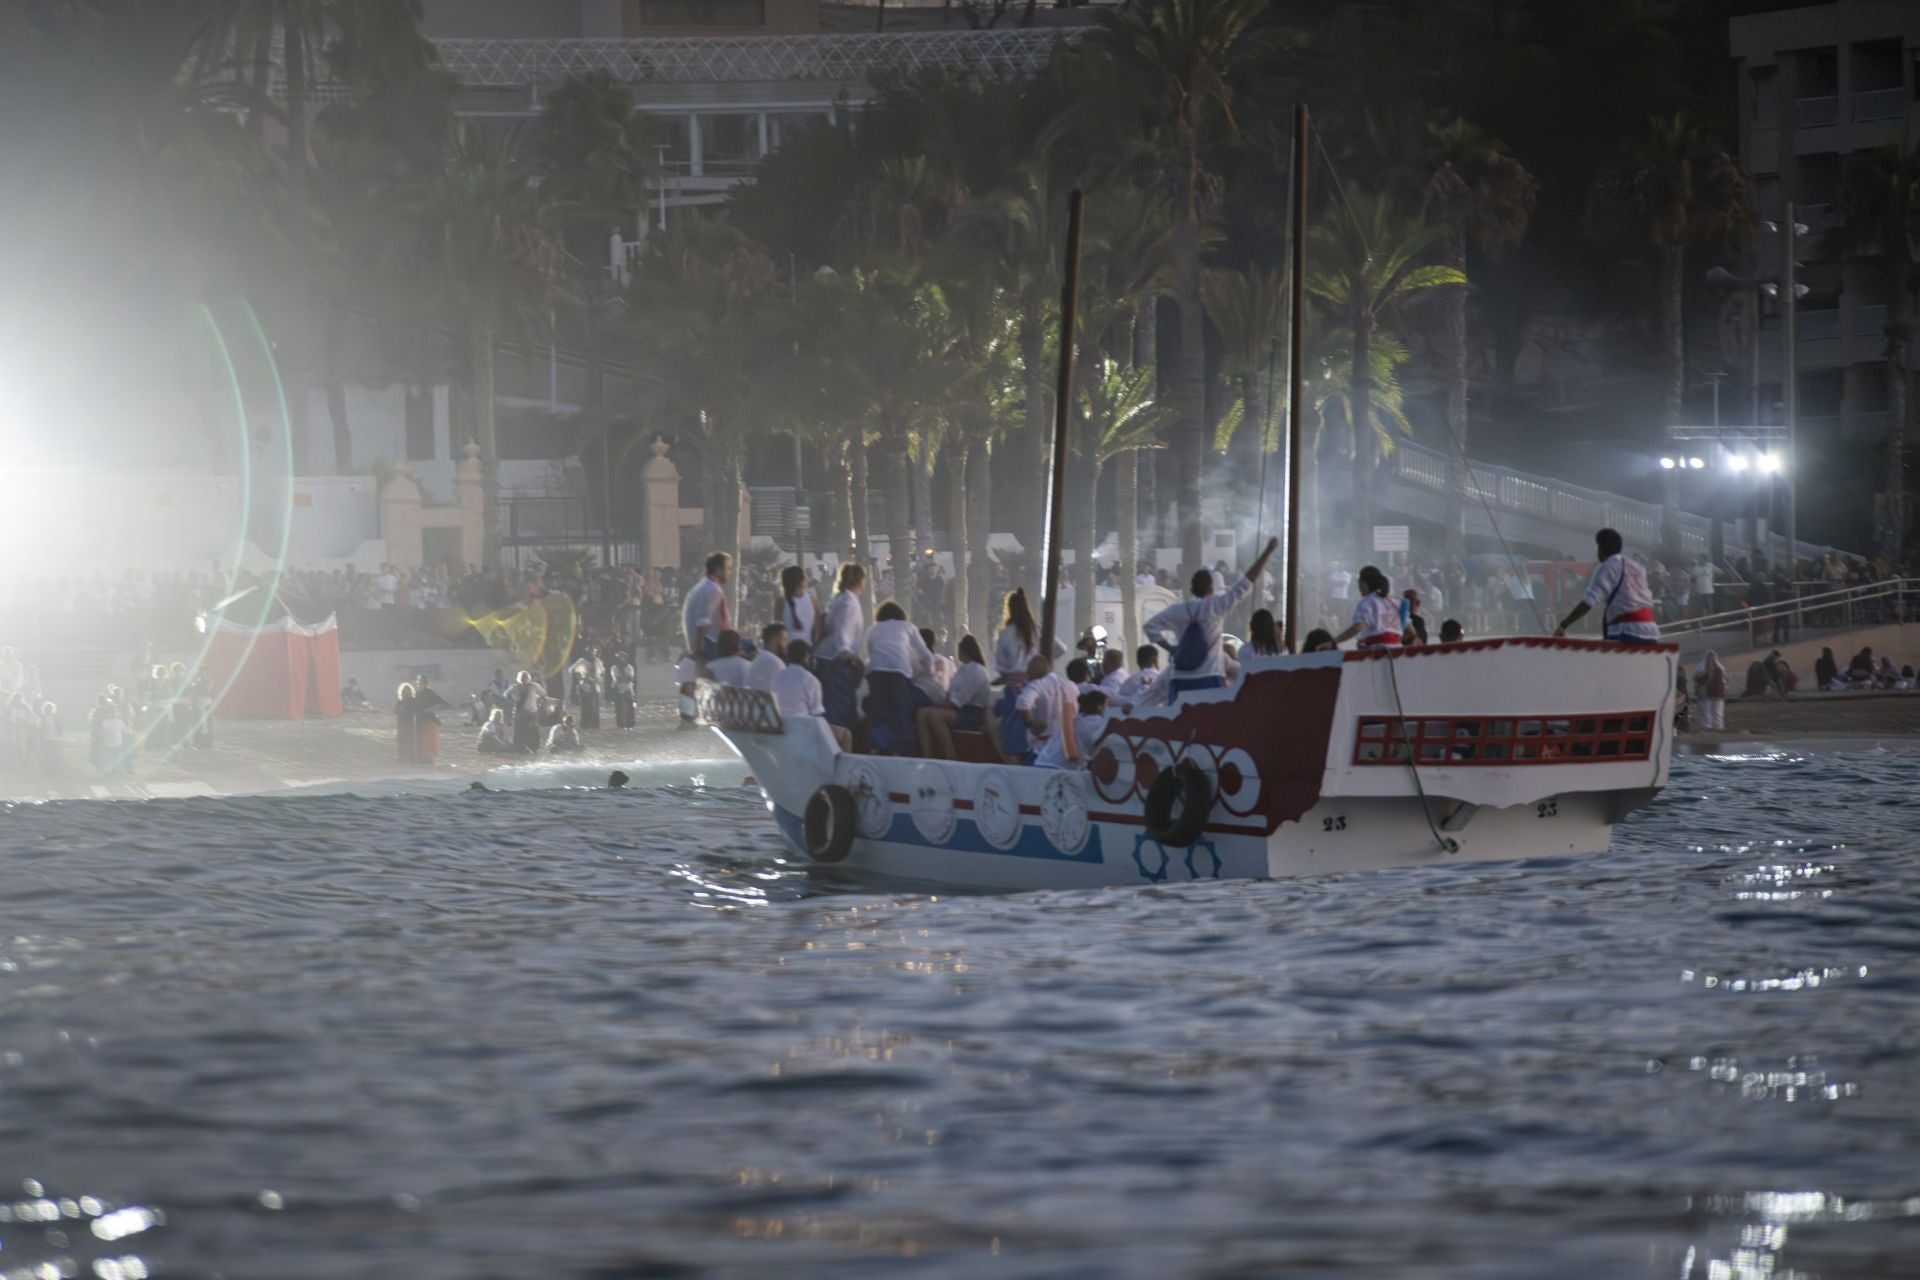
[
  {"xmin": 990, "ymin": 588, "xmax": 1066, "ymax": 756},
  {"xmin": 917, "ymin": 634, "xmax": 997, "ymax": 759},
  {"xmin": 814, "ymin": 563, "xmax": 866, "ymax": 729},
  {"xmin": 778, "ymin": 565, "xmax": 822, "ymax": 646}
]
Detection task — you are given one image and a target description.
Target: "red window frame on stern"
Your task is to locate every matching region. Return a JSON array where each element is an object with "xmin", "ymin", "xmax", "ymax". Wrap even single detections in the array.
[{"xmin": 1351, "ymin": 712, "xmax": 1658, "ymax": 766}]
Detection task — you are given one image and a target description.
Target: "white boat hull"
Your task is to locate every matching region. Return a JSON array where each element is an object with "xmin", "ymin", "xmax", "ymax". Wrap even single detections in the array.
[{"xmin": 707, "ymin": 639, "xmax": 1676, "ymax": 893}]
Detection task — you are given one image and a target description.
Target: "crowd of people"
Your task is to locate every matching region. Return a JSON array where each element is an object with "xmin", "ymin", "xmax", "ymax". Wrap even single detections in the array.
[{"xmin": 0, "ymin": 646, "xmax": 217, "ymax": 781}]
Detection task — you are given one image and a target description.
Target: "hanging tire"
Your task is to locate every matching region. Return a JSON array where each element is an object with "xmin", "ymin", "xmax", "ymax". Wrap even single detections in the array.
[
  {"xmin": 1144, "ymin": 760, "xmax": 1212, "ymax": 848},
  {"xmin": 803, "ymin": 784, "xmax": 857, "ymax": 863}
]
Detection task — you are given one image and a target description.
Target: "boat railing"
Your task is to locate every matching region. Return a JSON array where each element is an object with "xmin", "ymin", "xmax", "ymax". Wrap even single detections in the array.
[
  {"xmin": 694, "ymin": 680, "xmax": 785, "ymax": 734},
  {"xmin": 1660, "ymin": 578, "xmax": 1919, "ymax": 647}
]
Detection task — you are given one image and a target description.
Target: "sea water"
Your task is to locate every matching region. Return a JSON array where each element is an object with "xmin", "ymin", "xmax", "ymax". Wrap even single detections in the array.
[{"xmin": 0, "ymin": 749, "xmax": 1916, "ymax": 1278}]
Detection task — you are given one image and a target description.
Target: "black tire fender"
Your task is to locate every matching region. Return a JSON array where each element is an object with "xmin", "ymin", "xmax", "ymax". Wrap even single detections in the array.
[
  {"xmin": 803, "ymin": 784, "xmax": 857, "ymax": 862},
  {"xmin": 1143, "ymin": 760, "xmax": 1212, "ymax": 847}
]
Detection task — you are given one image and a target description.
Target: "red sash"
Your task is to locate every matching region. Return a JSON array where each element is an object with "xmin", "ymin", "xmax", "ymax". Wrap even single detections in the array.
[
  {"xmin": 1358, "ymin": 632, "xmax": 1402, "ymax": 648},
  {"xmin": 1612, "ymin": 608, "xmax": 1655, "ymax": 624}
]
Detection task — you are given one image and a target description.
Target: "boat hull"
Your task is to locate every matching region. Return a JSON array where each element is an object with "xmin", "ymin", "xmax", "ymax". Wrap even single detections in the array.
[{"xmin": 708, "ymin": 639, "xmax": 1675, "ymax": 893}]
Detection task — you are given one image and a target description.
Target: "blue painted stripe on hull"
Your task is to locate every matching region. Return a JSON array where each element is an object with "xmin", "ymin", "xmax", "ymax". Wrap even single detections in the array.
[{"xmin": 771, "ymin": 804, "xmax": 1105, "ymax": 864}]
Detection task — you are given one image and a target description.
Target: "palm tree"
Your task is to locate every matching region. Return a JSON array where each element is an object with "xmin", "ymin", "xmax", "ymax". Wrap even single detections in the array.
[
  {"xmin": 400, "ymin": 127, "xmax": 562, "ymax": 560},
  {"xmin": 1418, "ymin": 119, "xmax": 1535, "ymax": 554},
  {"xmin": 935, "ymin": 279, "xmax": 1023, "ymax": 638},
  {"xmin": 1074, "ymin": 358, "xmax": 1172, "ymax": 636},
  {"xmin": 1307, "ymin": 184, "xmax": 1465, "ymax": 555},
  {"xmin": 629, "ymin": 217, "xmax": 785, "ymax": 611},
  {"xmin": 1093, "ymin": 0, "xmax": 1276, "ymax": 571},
  {"xmin": 1842, "ymin": 142, "xmax": 1920, "ymax": 558},
  {"xmin": 1588, "ymin": 113, "xmax": 1751, "ymax": 435}
]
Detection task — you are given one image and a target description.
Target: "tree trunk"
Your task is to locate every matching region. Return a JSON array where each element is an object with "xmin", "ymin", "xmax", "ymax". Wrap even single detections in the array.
[
  {"xmin": 1351, "ymin": 312, "xmax": 1376, "ymax": 561},
  {"xmin": 968, "ymin": 440, "xmax": 994, "ymax": 643},
  {"xmin": 471, "ymin": 320, "xmax": 500, "ymax": 564},
  {"xmin": 1075, "ymin": 457, "xmax": 1101, "ymax": 639},
  {"xmin": 819, "ymin": 434, "xmax": 850, "ymax": 560},
  {"xmin": 1116, "ymin": 448, "xmax": 1139, "ymax": 656},
  {"xmin": 282, "ymin": 15, "xmax": 312, "ymax": 473},
  {"xmin": 323, "ymin": 314, "xmax": 353, "ymax": 473},
  {"xmin": 947, "ymin": 436, "xmax": 971, "ymax": 637},
  {"xmin": 1172, "ymin": 153, "xmax": 1207, "ymax": 572},
  {"xmin": 1442, "ymin": 228, "xmax": 1470, "ymax": 556},
  {"xmin": 1657, "ymin": 242, "xmax": 1685, "ymax": 428},
  {"xmin": 850, "ymin": 432, "xmax": 870, "ymax": 564},
  {"xmin": 1134, "ymin": 299, "xmax": 1159, "ymax": 558},
  {"xmin": 884, "ymin": 428, "xmax": 914, "ymax": 603},
  {"xmin": 709, "ymin": 435, "xmax": 745, "ymax": 622},
  {"xmin": 911, "ymin": 446, "xmax": 934, "ymax": 555}
]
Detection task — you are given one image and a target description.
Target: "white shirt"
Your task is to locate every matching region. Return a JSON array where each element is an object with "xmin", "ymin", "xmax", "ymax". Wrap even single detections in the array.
[
  {"xmin": 1097, "ymin": 667, "xmax": 1128, "ymax": 698},
  {"xmin": 0, "ymin": 658, "xmax": 21, "ymax": 695},
  {"xmin": 747, "ymin": 650, "xmax": 785, "ymax": 692},
  {"xmin": 1580, "ymin": 554, "xmax": 1661, "ymax": 641},
  {"xmin": 1117, "ymin": 666, "xmax": 1159, "ymax": 708},
  {"xmin": 681, "ymin": 576, "xmax": 727, "ymax": 654},
  {"xmin": 815, "ymin": 590, "xmax": 865, "ymax": 662},
  {"xmin": 1016, "ymin": 671, "xmax": 1076, "ymax": 760},
  {"xmin": 993, "ymin": 625, "xmax": 1039, "ymax": 677},
  {"xmin": 707, "ymin": 655, "xmax": 752, "ymax": 687},
  {"xmin": 1328, "ymin": 569, "xmax": 1352, "ymax": 599},
  {"xmin": 946, "ymin": 662, "xmax": 993, "ymax": 710},
  {"xmin": 866, "ymin": 619, "xmax": 932, "ymax": 677},
  {"xmin": 1143, "ymin": 577, "xmax": 1253, "ymax": 679},
  {"xmin": 771, "ymin": 663, "xmax": 826, "ymax": 719},
  {"xmin": 1350, "ymin": 594, "xmax": 1402, "ymax": 645},
  {"xmin": 1691, "ymin": 562, "xmax": 1715, "ymax": 596},
  {"xmin": 1037, "ymin": 712, "xmax": 1106, "ymax": 770},
  {"xmin": 100, "ymin": 715, "xmax": 129, "ymax": 750},
  {"xmin": 375, "ymin": 572, "xmax": 397, "ymax": 605},
  {"xmin": 780, "ymin": 591, "xmax": 818, "ymax": 642},
  {"xmin": 914, "ymin": 652, "xmax": 953, "ymax": 703}
]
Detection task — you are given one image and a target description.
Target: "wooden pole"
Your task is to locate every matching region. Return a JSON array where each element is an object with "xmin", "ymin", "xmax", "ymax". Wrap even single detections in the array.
[
  {"xmin": 1039, "ymin": 188, "xmax": 1086, "ymax": 662},
  {"xmin": 1285, "ymin": 105, "xmax": 1309, "ymax": 650}
]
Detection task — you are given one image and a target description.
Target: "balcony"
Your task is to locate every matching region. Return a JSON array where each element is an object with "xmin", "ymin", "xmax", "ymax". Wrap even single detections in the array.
[
  {"xmin": 1798, "ymin": 308, "xmax": 1841, "ymax": 341},
  {"xmin": 1795, "ymin": 95, "xmax": 1840, "ymax": 128},
  {"xmin": 1853, "ymin": 88, "xmax": 1905, "ymax": 122},
  {"xmin": 1854, "ymin": 304, "xmax": 1888, "ymax": 338}
]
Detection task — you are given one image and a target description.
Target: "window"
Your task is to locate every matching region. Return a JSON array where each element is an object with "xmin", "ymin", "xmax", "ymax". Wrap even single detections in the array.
[
  {"xmin": 636, "ymin": 0, "xmax": 765, "ymax": 26},
  {"xmin": 1750, "ymin": 65, "xmax": 1777, "ymax": 122},
  {"xmin": 405, "ymin": 386, "xmax": 435, "ymax": 462},
  {"xmin": 1351, "ymin": 714, "xmax": 1656, "ymax": 766}
]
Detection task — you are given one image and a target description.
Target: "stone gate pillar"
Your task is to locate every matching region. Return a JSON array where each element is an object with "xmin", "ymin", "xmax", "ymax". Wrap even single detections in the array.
[{"xmin": 640, "ymin": 438, "xmax": 682, "ymax": 571}]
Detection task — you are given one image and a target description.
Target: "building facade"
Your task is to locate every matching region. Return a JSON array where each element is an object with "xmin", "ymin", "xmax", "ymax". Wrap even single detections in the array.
[{"xmin": 1730, "ymin": 0, "xmax": 1919, "ymax": 543}]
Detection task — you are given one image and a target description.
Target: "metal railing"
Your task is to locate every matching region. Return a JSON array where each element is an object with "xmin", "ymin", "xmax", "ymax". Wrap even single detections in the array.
[
  {"xmin": 1853, "ymin": 87, "xmax": 1906, "ymax": 122},
  {"xmin": 1662, "ymin": 578, "xmax": 1918, "ymax": 647}
]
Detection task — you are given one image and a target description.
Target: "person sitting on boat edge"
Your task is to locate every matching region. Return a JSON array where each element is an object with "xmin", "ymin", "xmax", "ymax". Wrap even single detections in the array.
[
  {"xmin": 1115, "ymin": 645, "xmax": 1159, "ymax": 710},
  {"xmin": 1553, "ymin": 528, "xmax": 1661, "ymax": 644},
  {"xmin": 770, "ymin": 640, "xmax": 852, "ymax": 752},
  {"xmin": 706, "ymin": 630, "xmax": 752, "ymax": 688},
  {"xmin": 1065, "ymin": 657, "xmax": 1095, "ymax": 695},
  {"xmin": 918, "ymin": 634, "xmax": 995, "ymax": 760},
  {"xmin": 1144, "ymin": 535, "xmax": 1280, "ymax": 702},
  {"xmin": 1301, "ymin": 628, "xmax": 1338, "ymax": 653},
  {"xmin": 1016, "ymin": 654, "xmax": 1080, "ymax": 766},
  {"xmin": 864, "ymin": 601, "xmax": 934, "ymax": 755},
  {"xmin": 1036, "ymin": 689, "xmax": 1108, "ymax": 770},
  {"xmin": 681, "ymin": 551, "xmax": 733, "ymax": 662},
  {"xmin": 1333, "ymin": 566, "xmax": 1404, "ymax": 649},
  {"xmin": 1438, "ymin": 619, "xmax": 1465, "ymax": 644},
  {"xmin": 748, "ymin": 624, "xmax": 787, "ymax": 692},
  {"xmin": 990, "ymin": 587, "xmax": 1066, "ymax": 756},
  {"xmin": 1248, "ymin": 608, "xmax": 1285, "ymax": 656}
]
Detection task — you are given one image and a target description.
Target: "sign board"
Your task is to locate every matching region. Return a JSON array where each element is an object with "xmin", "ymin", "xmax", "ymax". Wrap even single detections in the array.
[{"xmin": 1373, "ymin": 525, "xmax": 1410, "ymax": 553}]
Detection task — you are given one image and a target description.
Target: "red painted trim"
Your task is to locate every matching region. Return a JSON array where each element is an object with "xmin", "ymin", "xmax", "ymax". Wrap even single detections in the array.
[
  {"xmin": 1352, "ymin": 711, "xmax": 1659, "ymax": 766},
  {"xmin": 888, "ymin": 792, "xmax": 911, "ymax": 804},
  {"xmin": 1340, "ymin": 636, "xmax": 1677, "ymax": 660},
  {"xmin": 952, "ymin": 798, "xmax": 975, "ymax": 811}
]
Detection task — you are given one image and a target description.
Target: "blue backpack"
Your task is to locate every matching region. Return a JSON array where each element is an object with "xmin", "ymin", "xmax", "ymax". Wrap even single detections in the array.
[{"xmin": 1170, "ymin": 604, "xmax": 1209, "ymax": 673}]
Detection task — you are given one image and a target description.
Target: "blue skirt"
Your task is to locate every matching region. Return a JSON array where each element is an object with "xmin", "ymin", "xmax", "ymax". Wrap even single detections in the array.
[
  {"xmin": 820, "ymin": 659, "xmax": 860, "ymax": 729},
  {"xmin": 864, "ymin": 670, "xmax": 916, "ymax": 755},
  {"xmin": 954, "ymin": 704, "xmax": 986, "ymax": 734},
  {"xmin": 995, "ymin": 683, "xmax": 1029, "ymax": 757}
]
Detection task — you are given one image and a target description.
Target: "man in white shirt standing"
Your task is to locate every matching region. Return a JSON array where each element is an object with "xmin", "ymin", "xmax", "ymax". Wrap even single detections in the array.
[
  {"xmin": 1145, "ymin": 536, "xmax": 1279, "ymax": 703},
  {"xmin": 1554, "ymin": 528, "xmax": 1662, "ymax": 644},
  {"xmin": 680, "ymin": 552, "xmax": 733, "ymax": 661},
  {"xmin": 1015, "ymin": 654, "xmax": 1079, "ymax": 766}
]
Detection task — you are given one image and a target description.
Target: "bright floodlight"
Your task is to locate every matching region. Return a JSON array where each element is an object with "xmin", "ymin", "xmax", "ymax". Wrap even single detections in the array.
[
  {"xmin": 1726, "ymin": 453, "xmax": 1750, "ymax": 473},
  {"xmin": 1688, "ymin": 457, "xmax": 1707, "ymax": 470},
  {"xmin": 1659, "ymin": 456, "xmax": 1677, "ymax": 470},
  {"xmin": 1757, "ymin": 452, "xmax": 1782, "ymax": 474}
]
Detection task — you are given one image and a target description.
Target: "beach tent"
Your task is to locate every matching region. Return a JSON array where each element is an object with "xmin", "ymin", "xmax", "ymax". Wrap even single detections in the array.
[{"xmin": 202, "ymin": 614, "xmax": 343, "ymax": 719}]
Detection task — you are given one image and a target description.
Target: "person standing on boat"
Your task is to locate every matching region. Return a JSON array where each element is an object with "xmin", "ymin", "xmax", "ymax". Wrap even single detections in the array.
[
  {"xmin": 778, "ymin": 565, "xmax": 823, "ymax": 646},
  {"xmin": 1333, "ymin": 567, "xmax": 1403, "ymax": 649},
  {"xmin": 814, "ymin": 564, "xmax": 867, "ymax": 731},
  {"xmin": 1146, "ymin": 536, "xmax": 1280, "ymax": 701},
  {"xmin": 681, "ymin": 552, "xmax": 733, "ymax": 662},
  {"xmin": 1015, "ymin": 654, "xmax": 1080, "ymax": 766},
  {"xmin": 990, "ymin": 588, "xmax": 1064, "ymax": 756},
  {"xmin": 1553, "ymin": 528, "xmax": 1661, "ymax": 645}
]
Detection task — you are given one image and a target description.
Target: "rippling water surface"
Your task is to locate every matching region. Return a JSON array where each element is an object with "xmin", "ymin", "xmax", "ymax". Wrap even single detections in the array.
[{"xmin": 2, "ymin": 750, "xmax": 1918, "ymax": 1279}]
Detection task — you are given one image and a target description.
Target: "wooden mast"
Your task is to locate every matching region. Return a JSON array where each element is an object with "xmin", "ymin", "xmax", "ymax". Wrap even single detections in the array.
[
  {"xmin": 1285, "ymin": 105, "xmax": 1309, "ymax": 651},
  {"xmin": 1039, "ymin": 188, "xmax": 1086, "ymax": 661}
]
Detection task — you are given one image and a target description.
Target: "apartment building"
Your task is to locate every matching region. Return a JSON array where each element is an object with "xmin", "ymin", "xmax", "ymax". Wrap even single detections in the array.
[{"xmin": 1730, "ymin": 0, "xmax": 1918, "ymax": 457}]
